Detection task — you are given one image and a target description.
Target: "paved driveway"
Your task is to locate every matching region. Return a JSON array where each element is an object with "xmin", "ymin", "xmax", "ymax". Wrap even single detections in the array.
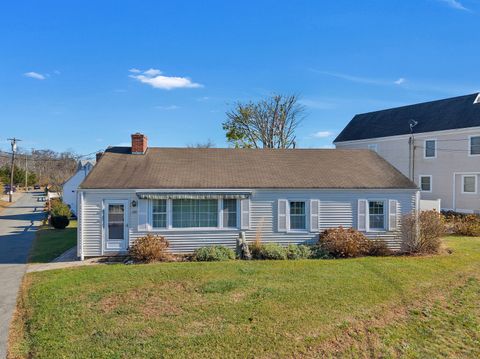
[{"xmin": 0, "ymin": 192, "xmax": 44, "ymax": 358}]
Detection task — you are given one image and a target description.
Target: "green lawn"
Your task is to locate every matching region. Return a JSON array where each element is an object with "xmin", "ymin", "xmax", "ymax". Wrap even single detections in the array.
[
  {"xmin": 10, "ymin": 236, "xmax": 480, "ymax": 358},
  {"xmin": 28, "ymin": 220, "xmax": 77, "ymax": 263}
]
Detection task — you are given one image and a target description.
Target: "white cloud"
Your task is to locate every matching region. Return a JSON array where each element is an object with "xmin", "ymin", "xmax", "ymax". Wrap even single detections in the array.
[
  {"xmin": 129, "ymin": 68, "xmax": 203, "ymax": 90},
  {"xmin": 394, "ymin": 78, "xmax": 406, "ymax": 85},
  {"xmin": 312, "ymin": 131, "xmax": 334, "ymax": 138},
  {"xmin": 24, "ymin": 71, "xmax": 46, "ymax": 80},
  {"xmin": 155, "ymin": 105, "xmax": 180, "ymax": 110},
  {"xmin": 438, "ymin": 0, "xmax": 469, "ymax": 11},
  {"xmin": 143, "ymin": 68, "xmax": 162, "ymax": 76},
  {"xmin": 129, "ymin": 68, "xmax": 141, "ymax": 73}
]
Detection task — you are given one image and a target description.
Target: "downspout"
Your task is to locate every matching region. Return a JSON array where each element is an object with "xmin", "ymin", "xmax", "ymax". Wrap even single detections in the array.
[
  {"xmin": 79, "ymin": 190, "xmax": 84, "ymax": 261},
  {"xmin": 408, "ymin": 119, "xmax": 418, "ymax": 181},
  {"xmin": 452, "ymin": 173, "xmax": 456, "ymax": 212}
]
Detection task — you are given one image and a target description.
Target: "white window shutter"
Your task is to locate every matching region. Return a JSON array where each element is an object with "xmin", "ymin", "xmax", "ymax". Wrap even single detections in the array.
[
  {"xmin": 278, "ymin": 199, "xmax": 288, "ymax": 232},
  {"xmin": 138, "ymin": 199, "xmax": 149, "ymax": 232},
  {"xmin": 388, "ymin": 199, "xmax": 398, "ymax": 231},
  {"xmin": 310, "ymin": 199, "xmax": 320, "ymax": 232},
  {"xmin": 357, "ymin": 199, "xmax": 367, "ymax": 231},
  {"xmin": 240, "ymin": 198, "xmax": 250, "ymax": 230}
]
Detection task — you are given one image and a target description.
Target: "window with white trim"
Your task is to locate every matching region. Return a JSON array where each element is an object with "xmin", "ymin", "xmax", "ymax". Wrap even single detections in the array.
[
  {"xmin": 470, "ymin": 136, "xmax": 480, "ymax": 155},
  {"xmin": 223, "ymin": 199, "xmax": 237, "ymax": 228},
  {"xmin": 420, "ymin": 176, "xmax": 432, "ymax": 192},
  {"xmin": 368, "ymin": 200, "xmax": 385, "ymax": 230},
  {"xmin": 289, "ymin": 201, "xmax": 306, "ymax": 230},
  {"xmin": 152, "ymin": 199, "xmax": 167, "ymax": 228},
  {"xmin": 463, "ymin": 175, "xmax": 477, "ymax": 194},
  {"xmin": 425, "ymin": 140, "xmax": 436, "ymax": 158},
  {"xmin": 172, "ymin": 199, "xmax": 218, "ymax": 228}
]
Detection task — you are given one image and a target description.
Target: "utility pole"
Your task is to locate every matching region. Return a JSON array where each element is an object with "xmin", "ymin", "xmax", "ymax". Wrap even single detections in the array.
[
  {"xmin": 7, "ymin": 137, "xmax": 21, "ymax": 202},
  {"xmin": 408, "ymin": 120, "xmax": 418, "ymax": 181},
  {"xmin": 25, "ymin": 153, "xmax": 28, "ymax": 190}
]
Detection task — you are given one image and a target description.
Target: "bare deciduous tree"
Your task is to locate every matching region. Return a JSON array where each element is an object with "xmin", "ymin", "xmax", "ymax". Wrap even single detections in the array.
[
  {"xmin": 187, "ymin": 139, "xmax": 216, "ymax": 148},
  {"xmin": 223, "ymin": 94, "xmax": 305, "ymax": 148}
]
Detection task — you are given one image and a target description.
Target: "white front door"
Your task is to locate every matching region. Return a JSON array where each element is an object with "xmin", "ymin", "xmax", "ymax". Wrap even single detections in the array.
[{"xmin": 104, "ymin": 200, "xmax": 128, "ymax": 252}]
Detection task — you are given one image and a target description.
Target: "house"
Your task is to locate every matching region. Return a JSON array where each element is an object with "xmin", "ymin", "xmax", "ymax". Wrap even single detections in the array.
[
  {"xmin": 76, "ymin": 133, "xmax": 419, "ymax": 259},
  {"xmin": 335, "ymin": 93, "xmax": 480, "ymax": 213},
  {"xmin": 63, "ymin": 160, "xmax": 95, "ymax": 215}
]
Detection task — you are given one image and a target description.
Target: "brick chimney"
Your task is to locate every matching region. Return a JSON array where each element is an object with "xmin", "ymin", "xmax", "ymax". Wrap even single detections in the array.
[{"xmin": 131, "ymin": 133, "xmax": 148, "ymax": 154}]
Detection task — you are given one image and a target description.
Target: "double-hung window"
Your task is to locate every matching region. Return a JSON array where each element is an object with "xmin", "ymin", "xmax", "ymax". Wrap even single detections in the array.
[
  {"xmin": 223, "ymin": 199, "xmax": 237, "ymax": 228},
  {"xmin": 289, "ymin": 201, "xmax": 306, "ymax": 230},
  {"xmin": 462, "ymin": 175, "xmax": 477, "ymax": 194},
  {"xmin": 424, "ymin": 140, "xmax": 436, "ymax": 158},
  {"xmin": 420, "ymin": 176, "xmax": 432, "ymax": 192},
  {"xmin": 470, "ymin": 136, "xmax": 480, "ymax": 156},
  {"xmin": 152, "ymin": 199, "xmax": 167, "ymax": 228},
  {"xmin": 368, "ymin": 200, "xmax": 385, "ymax": 230},
  {"xmin": 172, "ymin": 199, "xmax": 218, "ymax": 228}
]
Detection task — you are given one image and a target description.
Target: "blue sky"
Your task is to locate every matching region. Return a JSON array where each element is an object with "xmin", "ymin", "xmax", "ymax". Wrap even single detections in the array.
[{"xmin": 1, "ymin": 0, "xmax": 479, "ymax": 155}]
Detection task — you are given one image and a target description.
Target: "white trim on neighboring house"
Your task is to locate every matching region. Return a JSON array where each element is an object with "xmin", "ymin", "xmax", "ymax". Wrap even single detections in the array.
[
  {"xmin": 461, "ymin": 174, "xmax": 477, "ymax": 194},
  {"xmin": 452, "ymin": 172, "xmax": 480, "ymax": 210},
  {"xmin": 419, "ymin": 175, "xmax": 432, "ymax": 193},
  {"xmin": 423, "ymin": 139, "xmax": 437, "ymax": 159},
  {"xmin": 334, "ymin": 126, "xmax": 480, "ymax": 146},
  {"xmin": 468, "ymin": 135, "xmax": 480, "ymax": 157}
]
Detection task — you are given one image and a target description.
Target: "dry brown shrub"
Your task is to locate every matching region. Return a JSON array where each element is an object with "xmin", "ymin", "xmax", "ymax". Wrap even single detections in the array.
[
  {"xmin": 319, "ymin": 227, "xmax": 371, "ymax": 258},
  {"xmin": 452, "ymin": 214, "xmax": 480, "ymax": 237},
  {"xmin": 129, "ymin": 234, "xmax": 171, "ymax": 263},
  {"xmin": 402, "ymin": 210, "xmax": 444, "ymax": 254}
]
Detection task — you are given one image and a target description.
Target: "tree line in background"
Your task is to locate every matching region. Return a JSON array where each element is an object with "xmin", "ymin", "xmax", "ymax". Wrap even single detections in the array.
[{"xmin": 0, "ymin": 149, "xmax": 80, "ymax": 189}]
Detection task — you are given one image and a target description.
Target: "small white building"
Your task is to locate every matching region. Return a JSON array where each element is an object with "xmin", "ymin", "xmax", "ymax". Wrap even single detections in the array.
[{"xmin": 63, "ymin": 160, "xmax": 95, "ymax": 215}]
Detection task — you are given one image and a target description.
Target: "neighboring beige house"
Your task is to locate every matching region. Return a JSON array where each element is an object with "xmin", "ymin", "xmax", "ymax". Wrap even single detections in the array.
[{"xmin": 335, "ymin": 93, "xmax": 480, "ymax": 213}]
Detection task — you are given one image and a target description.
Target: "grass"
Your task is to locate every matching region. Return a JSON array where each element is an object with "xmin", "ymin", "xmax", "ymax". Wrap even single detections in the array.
[
  {"xmin": 8, "ymin": 236, "xmax": 480, "ymax": 358},
  {"xmin": 28, "ymin": 220, "xmax": 77, "ymax": 263}
]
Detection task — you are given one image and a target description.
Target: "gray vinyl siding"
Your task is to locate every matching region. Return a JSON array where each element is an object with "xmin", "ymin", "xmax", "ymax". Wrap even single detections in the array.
[{"xmin": 78, "ymin": 188, "xmax": 417, "ymax": 257}]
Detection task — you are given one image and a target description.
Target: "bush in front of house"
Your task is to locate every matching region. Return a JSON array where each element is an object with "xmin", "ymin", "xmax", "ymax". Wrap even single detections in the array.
[
  {"xmin": 402, "ymin": 210, "xmax": 444, "ymax": 254},
  {"xmin": 452, "ymin": 214, "xmax": 480, "ymax": 237},
  {"xmin": 367, "ymin": 239, "xmax": 392, "ymax": 256},
  {"xmin": 50, "ymin": 215, "xmax": 70, "ymax": 229},
  {"xmin": 129, "ymin": 234, "xmax": 171, "ymax": 263},
  {"xmin": 194, "ymin": 246, "xmax": 236, "ymax": 261},
  {"xmin": 250, "ymin": 243, "xmax": 287, "ymax": 260},
  {"xmin": 286, "ymin": 244, "xmax": 312, "ymax": 260},
  {"xmin": 319, "ymin": 227, "xmax": 371, "ymax": 258},
  {"xmin": 50, "ymin": 199, "xmax": 71, "ymax": 217}
]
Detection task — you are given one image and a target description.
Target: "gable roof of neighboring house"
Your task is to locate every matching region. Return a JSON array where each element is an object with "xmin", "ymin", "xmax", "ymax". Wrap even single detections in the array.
[
  {"xmin": 77, "ymin": 160, "xmax": 95, "ymax": 171},
  {"xmin": 79, "ymin": 147, "xmax": 416, "ymax": 190},
  {"xmin": 335, "ymin": 93, "xmax": 480, "ymax": 143}
]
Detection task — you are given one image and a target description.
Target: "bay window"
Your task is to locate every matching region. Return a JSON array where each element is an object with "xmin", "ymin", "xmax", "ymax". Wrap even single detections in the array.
[
  {"xmin": 172, "ymin": 199, "xmax": 218, "ymax": 228},
  {"xmin": 152, "ymin": 199, "xmax": 167, "ymax": 228},
  {"xmin": 223, "ymin": 199, "xmax": 237, "ymax": 228}
]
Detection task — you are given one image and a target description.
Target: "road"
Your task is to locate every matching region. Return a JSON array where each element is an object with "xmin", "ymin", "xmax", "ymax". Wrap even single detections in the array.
[{"xmin": 0, "ymin": 192, "xmax": 44, "ymax": 358}]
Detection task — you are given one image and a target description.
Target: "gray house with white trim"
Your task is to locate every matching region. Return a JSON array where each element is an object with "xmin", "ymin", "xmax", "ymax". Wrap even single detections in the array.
[
  {"xmin": 77, "ymin": 133, "xmax": 419, "ymax": 259},
  {"xmin": 335, "ymin": 93, "xmax": 480, "ymax": 213}
]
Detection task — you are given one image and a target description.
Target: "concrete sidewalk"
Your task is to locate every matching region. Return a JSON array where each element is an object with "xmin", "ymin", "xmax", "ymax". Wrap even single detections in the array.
[{"xmin": 0, "ymin": 192, "xmax": 44, "ymax": 358}]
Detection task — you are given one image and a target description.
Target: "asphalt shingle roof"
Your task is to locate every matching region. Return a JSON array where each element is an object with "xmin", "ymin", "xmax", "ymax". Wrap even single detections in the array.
[
  {"xmin": 80, "ymin": 147, "xmax": 416, "ymax": 190},
  {"xmin": 335, "ymin": 93, "xmax": 480, "ymax": 142}
]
